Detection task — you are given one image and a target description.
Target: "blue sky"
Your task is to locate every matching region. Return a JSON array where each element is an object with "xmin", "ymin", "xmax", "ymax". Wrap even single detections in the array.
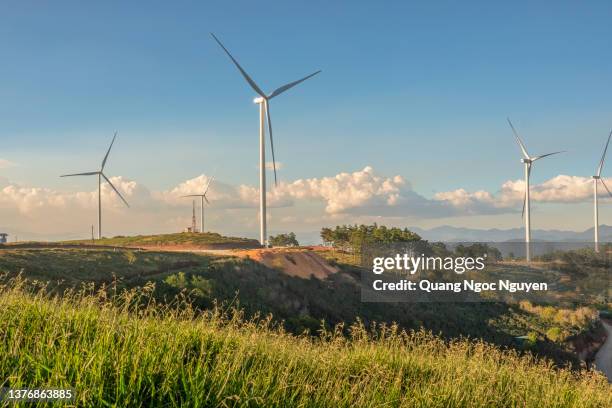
[{"xmin": 1, "ymin": 1, "xmax": 612, "ymax": 239}]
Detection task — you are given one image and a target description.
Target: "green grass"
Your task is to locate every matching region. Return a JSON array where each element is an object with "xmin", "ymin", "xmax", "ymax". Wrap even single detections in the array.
[
  {"xmin": 0, "ymin": 248, "xmax": 206, "ymax": 289},
  {"xmin": 61, "ymin": 232, "xmax": 259, "ymax": 248},
  {"xmin": 0, "ymin": 248, "xmax": 597, "ymax": 365},
  {"xmin": 0, "ymin": 281, "xmax": 609, "ymax": 407}
]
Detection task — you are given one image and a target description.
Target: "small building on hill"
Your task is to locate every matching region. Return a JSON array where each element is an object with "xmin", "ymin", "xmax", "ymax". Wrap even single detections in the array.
[{"xmin": 0, "ymin": 233, "xmax": 8, "ymax": 243}]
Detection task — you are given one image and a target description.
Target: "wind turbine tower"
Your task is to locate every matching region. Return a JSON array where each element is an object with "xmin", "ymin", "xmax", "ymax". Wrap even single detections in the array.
[
  {"xmin": 191, "ymin": 200, "xmax": 197, "ymax": 233},
  {"xmin": 593, "ymin": 130, "xmax": 612, "ymax": 252},
  {"xmin": 507, "ymin": 119, "xmax": 564, "ymax": 262},
  {"xmin": 61, "ymin": 132, "xmax": 129, "ymax": 239},
  {"xmin": 211, "ymin": 33, "xmax": 320, "ymax": 246}
]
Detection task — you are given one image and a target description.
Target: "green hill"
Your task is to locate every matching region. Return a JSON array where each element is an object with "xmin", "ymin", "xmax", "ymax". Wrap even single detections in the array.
[
  {"xmin": 62, "ymin": 232, "xmax": 260, "ymax": 248},
  {"xmin": 0, "ymin": 247, "xmax": 598, "ymax": 365}
]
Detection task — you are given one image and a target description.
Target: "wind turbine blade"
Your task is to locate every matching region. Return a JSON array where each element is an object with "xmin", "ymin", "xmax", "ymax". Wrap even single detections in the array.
[
  {"xmin": 600, "ymin": 178, "xmax": 612, "ymax": 198},
  {"xmin": 532, "ymin": 151, "xmax": 566, "ymax": 161},
  {"xmin": 203, "ymin": 175, "xmax": 215, "ymax": 195},
  {"xmin": 181, "ymin": 194, "xmax": 203, "ymax": 198},
  {"xmin": 101, "ymin": 173, "xmax": 130, "ymax": 208},
  {"xmin": 204, "ymin": 194, "xmax": 210, "ymax": 204},
  {"xmin": 101, "ymin": 131, "xmax": 118, "ymax": 171},
  {"xmin": 267, "ymin": 70, "xmax": 321, "ymax": 99},
  {"xmin": 596, "ymin": 130, "xmax": 612, "ymax": 177},
  {"xmin": 60, "ymin": 171, "xmax": 99, "ymax": 177},
  {"xmin": 265, "ymin": 100, "xmax": 278, "ymax": 187},
  {"xmin": 507, "ymin": 118, "xmax": 530, "ymax": 159},
  {"xmin": 210, "ymin": 33, "xmax": 266, "ymax": 98}
]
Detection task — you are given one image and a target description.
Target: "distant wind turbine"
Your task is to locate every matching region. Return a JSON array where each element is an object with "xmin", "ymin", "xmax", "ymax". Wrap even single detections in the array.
[
  {"xmin": 61, "ymin": 132, "xmax": 129, "ymax": 239},
  {"xmin": 181, "ymin": 175, "xmax": 214, "ymax": 233},
  {"xmin": 211, "ymin": 33, "xmax": 320, "ymax": 246},
  {"xmin": 592, "ymin": 130, "xmax": 612, "ymax": 253},
  {"xmin": 508, "ymin": 118, "xmax": 564, "ymax": 262}
]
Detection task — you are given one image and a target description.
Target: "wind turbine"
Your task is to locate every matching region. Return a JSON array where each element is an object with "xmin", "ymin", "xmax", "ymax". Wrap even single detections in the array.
[
  {"xmin": 211, "ymin": 33, "xmax": 320, "ymax": 246},
  {"xmin": 181, "ymin": 176, "xmax": 214, "ymax": 233},
  {"xmin": 507, "ymin": 118, "xmax": 564, "ymax": 262},
  {"xmin": 61, "ymin": 132, "xmax": 129, "ymax": 239},
  {"xmin": 592, "ymin": 130, "xmax": 612, "ymax": 252}
]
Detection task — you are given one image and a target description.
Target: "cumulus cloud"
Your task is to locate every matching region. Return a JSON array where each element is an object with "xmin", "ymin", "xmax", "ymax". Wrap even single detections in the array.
[
  {"xmin": 433, "ymin": 189, "xmax": 500, "ymax": 215},
  {"xmin": 434, "ymin": 175, "xmax": 609, "ymax": 214},
  {"xmin": 154, "ymin": 167, "xmax": 416, "ymax": 214},
  {"xmin": 2, "ymin": 170, "xmax": 605, "ymax": 219},
  {"xmin": 0, "ymin": 159, "xmax": 16, "ymax": 169},
  {"xmin": 0, "ymin": 168, "xmax": 606, "ymax": 240},
  {"xmin": 0, "ymin": 176, "xmax": 148, "ymax": 215},
  {"xmin": 277, "ymin": 166, "xmax": 404, "ymax": 213},
  {"xmin": 0, "ymin": 167, "xmax": 449, "ymax": 239},
  {"xmin": 154, "ymin": 174, "xmax": 293, "ymax": 209},
  {"xmin": 265, "ymin": 161, "xmax": 283, "ymax": 171}
]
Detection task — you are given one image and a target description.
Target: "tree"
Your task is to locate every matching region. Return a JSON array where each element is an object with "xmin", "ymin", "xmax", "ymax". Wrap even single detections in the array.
[
  {"xmin": 455, "ymin": 243, "xmax": 501, "ymax": 262},
  {"xmin": 319, "ymin": 224, "xmax": 421, "ymax": 252},
  {"xmin": 269, "ymin": 232, "xmax": 299, "ymax": 247}
]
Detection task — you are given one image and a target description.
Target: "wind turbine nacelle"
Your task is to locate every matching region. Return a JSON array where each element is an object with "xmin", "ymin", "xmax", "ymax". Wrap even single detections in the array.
[
  {"xmin": 593, "ymin": 175, "xmax": 601, "ymax": 179},
  {"xmin": 253, "ymin": 96, "xmax": 265, "ymax": 104},
  {"xmin": 520, "ymin": 158, "xmax": 531, "ymax": 164}
]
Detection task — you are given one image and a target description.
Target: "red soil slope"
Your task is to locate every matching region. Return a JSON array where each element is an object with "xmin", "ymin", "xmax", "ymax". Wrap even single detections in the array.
[{"xmin": 236, "ymin": 248, "xmax": 339, "ymax": 280}]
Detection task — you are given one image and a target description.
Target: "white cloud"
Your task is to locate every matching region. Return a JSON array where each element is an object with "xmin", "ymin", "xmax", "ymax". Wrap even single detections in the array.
[
  {"xmin": 265, "ymin": 161, "xmax": 283, "ymax": 170},
  {"xmin": 0, "ymin": 159, "xmax": 16, "ymax": 169},
  {"xmin": 276, "ymin": 166, "xmax": 411, "ymax": 214},
  {"xmin": 154, "ymin": 174, "xmax": 292, "ymax": 209},
  {"xmin": 434, "ymin": 189, "xmax": 499, "ymax": 215},
  {"xmin": 0, "ymin": 176, "xmax": 147, "ymax": 215},
  {"xmin": 0, "ymin": 168, "xmax": 606, "ymax": 240},
  {"xmin": 434, "ymin": 175, "xmax": 609, "ymax": 214}
]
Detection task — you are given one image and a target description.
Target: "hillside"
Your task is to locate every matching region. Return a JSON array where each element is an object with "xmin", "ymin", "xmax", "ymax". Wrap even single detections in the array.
[
  {"xmin": 0, "ymin": 246, "xmax": 599, "ymax": 365},
  {"xmin": 0, "ymin": 283, "xmax": 609, "ymax": 407},
  {"xmin": 236, "ymin": 247, "xmax": 339, "ymax": 279},
  {"xmin": 62, "ymin": 232, "xmax": 260, "ymax": 249}
]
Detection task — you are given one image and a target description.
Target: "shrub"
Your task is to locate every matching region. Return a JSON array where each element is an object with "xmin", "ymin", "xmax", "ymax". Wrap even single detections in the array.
[{"xmin": 269, "ymin": 232, "xmax": 299, "ymax": 247}]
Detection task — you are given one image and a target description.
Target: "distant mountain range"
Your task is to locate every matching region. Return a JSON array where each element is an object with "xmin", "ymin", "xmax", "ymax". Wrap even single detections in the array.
[
  {"xmin": 4, "ymin": 224, "xmax": 611, "ymax": 246},
  {"xmin": 296, "ymin": 225, "xmax": 612, "ymax": 245},
  {"xmin": 408, "ymin": 225, "xmax": 612, "ymax": 243}
]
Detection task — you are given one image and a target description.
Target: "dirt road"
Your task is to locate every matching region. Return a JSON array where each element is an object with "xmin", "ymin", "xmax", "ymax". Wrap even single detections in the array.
[
  {"xmin": 149, "ymin": 248, "xmax": 236, "ymax": 256},
  {"xmin": 594, "ymin": 320, "xmax": 612, "ymax": 382}
]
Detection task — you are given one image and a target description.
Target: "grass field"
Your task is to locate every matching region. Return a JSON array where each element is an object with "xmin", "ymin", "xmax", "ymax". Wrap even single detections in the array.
[
  {"xmin": 0, "ymin": 247, "xmax": 601, "ymax": 363},
  {"xmin": 0, "ymin": 281, "xmax": 609, "ymax": 407},
  {"xmin": 62, "ymin": 232, "xmax": 260, "ymax": 248}
]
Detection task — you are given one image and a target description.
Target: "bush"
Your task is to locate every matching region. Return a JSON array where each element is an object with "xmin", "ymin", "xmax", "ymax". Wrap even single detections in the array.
[
  {"xmin": 320, "ymin": 224, "xmax": 421, "ymax": 252},
  {"xmin": 269, "ymin": 232, "xmax": 299, "ymax": 247},
  {"xmin": 546, "ymin": 327, "xmax": 564, "ymax": 342}
]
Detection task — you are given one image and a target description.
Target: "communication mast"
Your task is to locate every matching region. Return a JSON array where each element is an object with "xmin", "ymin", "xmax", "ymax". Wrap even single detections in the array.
[{"xmin": 191, "ymin": 200, "xmax": 197, "ymax": 233}]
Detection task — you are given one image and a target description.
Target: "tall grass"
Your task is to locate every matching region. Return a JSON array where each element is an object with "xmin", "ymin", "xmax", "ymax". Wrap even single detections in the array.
[{"xmin": 0, "ymin": 281, "xmax": 609, "ymax": 407}]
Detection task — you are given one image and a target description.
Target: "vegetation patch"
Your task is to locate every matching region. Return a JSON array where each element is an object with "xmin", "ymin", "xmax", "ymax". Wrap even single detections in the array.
[
  {"xmin": 0, "ymin": 282, "xmax": 609, "ymax": 407},
  {"xmin": 62, "ymin": 232, "xmax": 260, "ymax": 249}
]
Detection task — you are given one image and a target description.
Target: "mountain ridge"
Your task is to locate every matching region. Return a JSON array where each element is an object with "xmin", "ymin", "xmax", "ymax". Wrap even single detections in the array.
[{"xmin": 409, "ymin": 224, "xmax": 612, "ymax": 243}]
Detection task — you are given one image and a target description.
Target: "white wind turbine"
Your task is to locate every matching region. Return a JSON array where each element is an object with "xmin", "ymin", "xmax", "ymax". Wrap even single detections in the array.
[
  {"xmin": 592, "ymin": 130, "xmax": 612, "ymax": 252},
  {"xmin": 181, "ymin": 175, "xmax": 214, "ymax": 233},
  {"xmin": 61, "ymin": 132, "xmax": 129, "ymax": 239},
  {"xmin": 507, "ymin": 118, "xmax": 564, "ymax": 262},
  {"xmin": 211, "ymin": 33, "xmax": 320, "ymax": 246}
]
